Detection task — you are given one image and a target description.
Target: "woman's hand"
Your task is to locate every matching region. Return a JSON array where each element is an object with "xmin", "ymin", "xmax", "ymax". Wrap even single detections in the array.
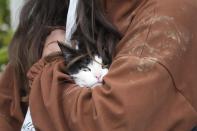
[{"xmin": 42, "ymin": 29, "xmax": 65, "ymax": 57}]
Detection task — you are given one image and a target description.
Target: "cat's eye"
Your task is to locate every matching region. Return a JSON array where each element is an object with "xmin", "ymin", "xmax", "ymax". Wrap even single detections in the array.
[
  {"xmin": 102, "ymin": 65, "xmax": 108, "ymax": 69},
  {"xmin": 82, "ymin": 67, "xmax": 91, "ymax": 71}
]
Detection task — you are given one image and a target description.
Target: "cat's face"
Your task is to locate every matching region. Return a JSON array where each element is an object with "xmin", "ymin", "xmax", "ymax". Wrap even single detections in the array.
[
  {"xmin": 70, "ymin": 56, "xmax": 108, "ymax": 88},
  {"xmin": 58, "ymin": 42, "xmax": 109, "ymax": 88}
]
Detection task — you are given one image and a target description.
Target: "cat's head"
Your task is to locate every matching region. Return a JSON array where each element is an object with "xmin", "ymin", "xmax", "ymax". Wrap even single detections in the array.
[{"xmin": 58, "ymin": 42, "xmax": 108, "ymax": 87}]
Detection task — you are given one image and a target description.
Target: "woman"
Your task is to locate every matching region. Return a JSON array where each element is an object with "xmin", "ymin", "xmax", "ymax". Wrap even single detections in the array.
[{"xmin": 0, "ymin": 0, "xmax": 197, "ymax": 130}]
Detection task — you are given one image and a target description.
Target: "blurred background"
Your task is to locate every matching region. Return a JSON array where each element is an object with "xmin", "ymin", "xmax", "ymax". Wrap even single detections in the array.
[{"xmin": 0, "ymin": 0, "xmax": 23, "ymax": 72}]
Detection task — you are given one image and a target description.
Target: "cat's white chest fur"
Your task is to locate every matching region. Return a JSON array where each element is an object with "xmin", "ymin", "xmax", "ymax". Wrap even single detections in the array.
[{"xmin": 71, "ymin": 56, "xmax": 108, "ymax": 88}]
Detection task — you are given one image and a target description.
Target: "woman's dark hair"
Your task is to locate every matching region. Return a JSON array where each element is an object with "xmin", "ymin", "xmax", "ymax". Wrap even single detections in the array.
[
  {"xmin": 74, "ymin": 0, "xmax": 122, "ymax": 65},
  {"xmin": 8, "ymin": 0, "xmax": 122, "ymax": 103},
  {"xmin": 9, "ymin": 0, "xmax": 68, "ymax": 98}
]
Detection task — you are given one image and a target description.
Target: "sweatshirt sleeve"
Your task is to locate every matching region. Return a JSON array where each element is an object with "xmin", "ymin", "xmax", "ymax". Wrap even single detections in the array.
[
  {"xmin": 28, "ymin": 0, "xmax": 197, "ymax": 131},
  {"xmin": 0, "ymin": 64, "xmax": 24, "ymax": 131}
]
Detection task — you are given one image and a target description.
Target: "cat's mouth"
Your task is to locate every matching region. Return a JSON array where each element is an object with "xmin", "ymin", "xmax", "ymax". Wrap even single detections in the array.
[{"xmin": 92, "ymin": 82, "xmax": 102, "ymax": 88}]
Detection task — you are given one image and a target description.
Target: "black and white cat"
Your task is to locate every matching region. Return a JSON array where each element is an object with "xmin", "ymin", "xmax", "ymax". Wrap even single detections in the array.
[{"xmin": 58, "ymin": 42, "xmax": 109, "ymax": 88}]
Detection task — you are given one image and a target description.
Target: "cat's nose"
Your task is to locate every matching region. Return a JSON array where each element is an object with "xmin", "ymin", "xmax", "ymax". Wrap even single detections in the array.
[{"xmin": 95, "ymin": 75, "xmax": 101, "ymax": 80}]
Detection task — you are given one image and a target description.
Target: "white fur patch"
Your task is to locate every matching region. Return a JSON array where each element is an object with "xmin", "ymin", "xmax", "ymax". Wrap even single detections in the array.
[{"xmin": 71, "ymin": 56, "xmax": 108, "ymax": 88}]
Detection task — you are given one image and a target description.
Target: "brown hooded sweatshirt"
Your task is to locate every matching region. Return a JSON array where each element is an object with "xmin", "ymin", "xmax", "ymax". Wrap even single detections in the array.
[{"xmin": 0, "ymin": 0, "xmax": 197, "ymax": 130}]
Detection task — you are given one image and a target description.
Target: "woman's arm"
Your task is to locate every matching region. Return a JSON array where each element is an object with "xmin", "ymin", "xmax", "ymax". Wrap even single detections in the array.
[
  {"xmin": 29, "ymin": 0, "xmax": 197, "ymax": 130},
  {"xmin": 0, "ymin": 64, "xmax": 24, "ymax": 131}
]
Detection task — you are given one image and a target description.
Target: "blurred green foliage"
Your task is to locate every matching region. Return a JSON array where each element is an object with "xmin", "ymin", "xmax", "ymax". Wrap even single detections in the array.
[{"xmin": 0, "ymin": 0, "xmax": 13, "ymax": 71}]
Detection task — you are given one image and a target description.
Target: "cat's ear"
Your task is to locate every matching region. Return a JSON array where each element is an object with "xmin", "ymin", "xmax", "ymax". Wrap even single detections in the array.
[{"xmin": 57, "ymin": 41, "xmax": 78, "ymax": 61}]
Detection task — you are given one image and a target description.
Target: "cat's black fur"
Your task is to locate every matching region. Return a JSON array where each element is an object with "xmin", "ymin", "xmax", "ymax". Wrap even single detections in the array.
[{"xmin": 58, "ymin": 41, "xmax": 93, "ymax": 75}]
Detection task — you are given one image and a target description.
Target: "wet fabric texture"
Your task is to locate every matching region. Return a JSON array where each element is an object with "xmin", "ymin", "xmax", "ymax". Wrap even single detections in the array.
[{"xmin": 1, "ymin": 0, "xmax": 197, "ymax": 130}]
